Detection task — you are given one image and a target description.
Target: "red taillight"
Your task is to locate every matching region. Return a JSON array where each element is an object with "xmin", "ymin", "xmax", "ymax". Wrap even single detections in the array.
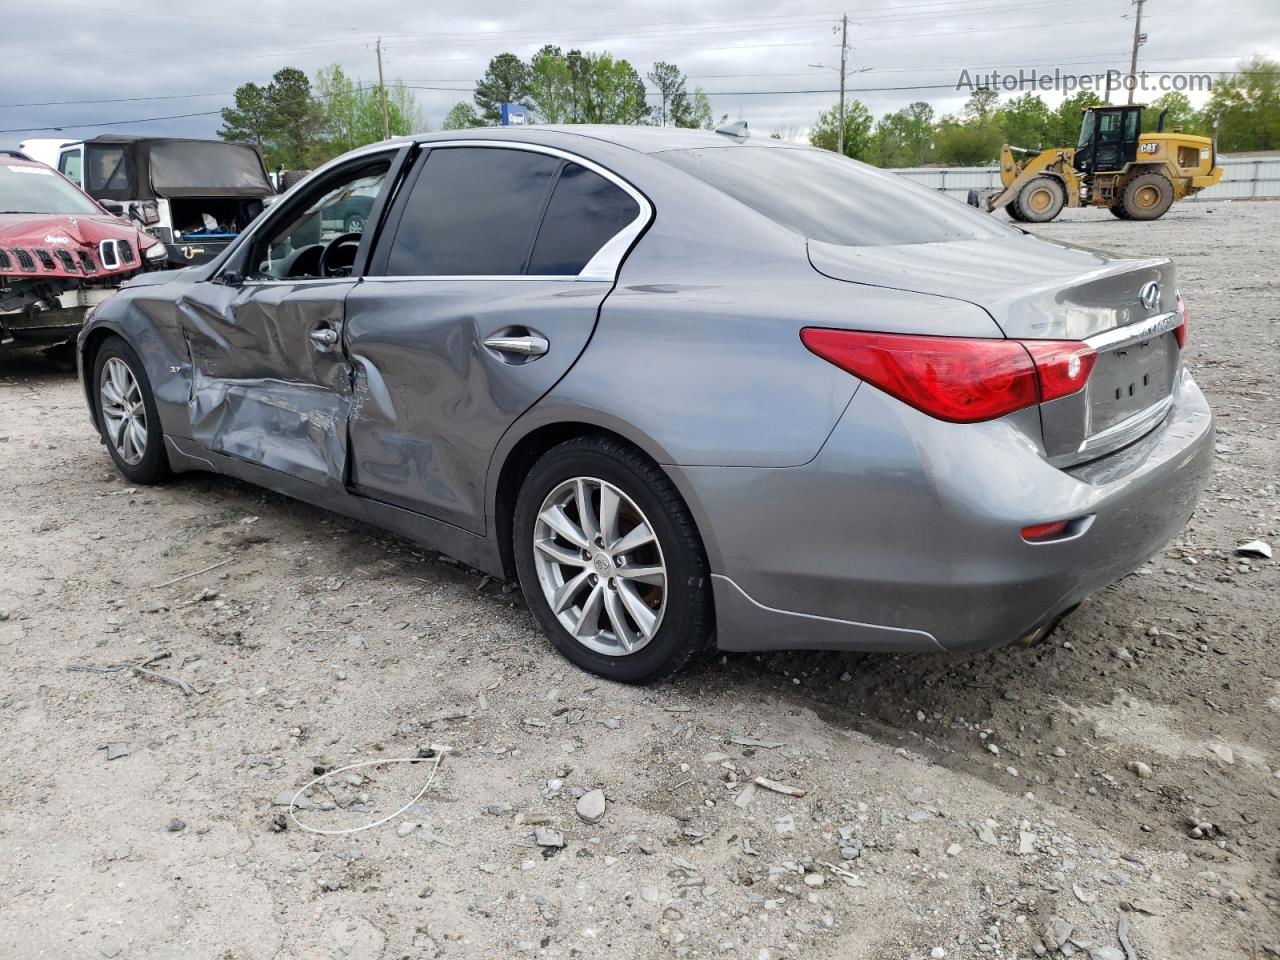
[
  {"xmin": 1021, "ymin": 520, "xmax": 1071, "ymax": 542},
  {"xmin": 800, "ymin": 329, "xmax": 1096, "ymax": 424},
  {"xmin": 1174, "ymin": 291, "xmax": 1189, "ymax": 348}
]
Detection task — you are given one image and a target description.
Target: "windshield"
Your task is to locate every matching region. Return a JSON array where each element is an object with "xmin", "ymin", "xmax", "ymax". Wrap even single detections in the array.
[
  {"xmin": 656, "ymin": 146, "xmax": 1015, "ymax": 247},
  {"xmin": 0, "ymin": 163, "xmax": 101, "ymax": 214},
  {"xmin": 1077, "ymin": 110, "xmax": 1096, "ymax": 150}
]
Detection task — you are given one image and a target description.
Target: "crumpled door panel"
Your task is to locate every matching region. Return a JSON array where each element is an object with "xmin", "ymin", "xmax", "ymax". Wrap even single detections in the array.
[{"xmin": 177, "ymin": 279, "xmax": 356, "ymax": 488}]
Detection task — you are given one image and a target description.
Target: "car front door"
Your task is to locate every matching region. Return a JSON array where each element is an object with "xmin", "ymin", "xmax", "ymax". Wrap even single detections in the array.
[
  {"xmin": 177, "ymin": 150, "xmax": 401, "ymax": 488},
  {"xmin": 343, "ymin": 142, "xmax": 650, "ymax": 533}
]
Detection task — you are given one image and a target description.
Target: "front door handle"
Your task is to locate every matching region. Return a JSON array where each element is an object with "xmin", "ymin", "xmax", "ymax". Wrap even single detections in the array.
[
  {"xmin": 483, "ymin": 333, "xmax": 549, "ymax": 358},
  {"xmin": 309, "ymin": 327, "xmax": 340, "ymax": 350}
]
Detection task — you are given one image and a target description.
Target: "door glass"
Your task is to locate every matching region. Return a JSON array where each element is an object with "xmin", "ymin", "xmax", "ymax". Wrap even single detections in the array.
[
  {"xmin": 528, "ymin": 163, "xmax": 640, "ymax": 275},
  {"xmin": 252, "ymin": 167, "xmax": 387, "ymax": 281},
  {"xmin": 1123, "ymin": 110, "xmax": 1139, "ymax": 141},
  {"xmin": 59, "ymin": 151, "xmax": 82, "ymax": 184},
  {"xmin": 1098, "ymin": 112, "xmax": 1122, "ymax": 141},
  {"xmin": 384, "ymin": 147, "xmax": 560, "ymax": 276}
]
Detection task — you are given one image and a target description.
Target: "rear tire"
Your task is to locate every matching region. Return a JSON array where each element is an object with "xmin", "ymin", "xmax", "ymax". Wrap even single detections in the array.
[
  {"xmin": 513, "ymin": 435, "xmax": 714, "ymax": 684},
  {"xmin": 92, "ymin": 335, "xmax": 170, "ymax": 485},
  {"xmin": 1014, "ymin": 176, "xmax": 1065, "ymax": 222},
  {"xmin": 1005, "ymin": 201, "xmax": 1029, "ymax": 222},
  {"xmin": 1121, "ymin": 171, "xmax": 1174, "ymax": 220}
]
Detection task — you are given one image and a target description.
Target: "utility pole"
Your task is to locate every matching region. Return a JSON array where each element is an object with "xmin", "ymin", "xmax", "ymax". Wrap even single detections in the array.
[
  {"xmin": 837, "ymin": 13, "xmax": 849, "ymax": 156},
  {"xmin": 1126, "ymin": 0, "xmax": 1146, "ymax": 105},
  {"xmin": 373, "ymin": 36, "xmax": 389, "ymax": 138}
]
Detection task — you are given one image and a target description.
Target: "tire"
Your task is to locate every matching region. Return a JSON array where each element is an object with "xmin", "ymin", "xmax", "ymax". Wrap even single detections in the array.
[
  {"xmin": 344, "ymin": 215, "xmax": 366, "ymax": 234},
  {"xmin": 1014, "ymin": 176, "xmax": 1065, "ymax": 222},
  {"xmin": 513, "ymin": 435, "xmax": 715, "ymax": 684},
  {"xmin": 1121, "ymin": 171, "xmax": 1173, "ymax": 221},
  {"xmin": 1005, "ymin": 201, "xmax": 1029, "ymax": 222},
  {"xmin": 1108, "ymin": 204, "xmax": 1131, "ymax": 220},
  {"xmin": 280, "ymin": 169, "xmax": 310, "ymax": 191},
  {"xmin": 92, "ymin": 335, "xmax": 171, "ymax": 485}
]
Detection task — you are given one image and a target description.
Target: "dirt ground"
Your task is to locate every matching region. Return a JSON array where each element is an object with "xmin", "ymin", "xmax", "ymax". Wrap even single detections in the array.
[{"xmin": 1, "ymin": 201, "xmax": 1277, "ymax": 960}]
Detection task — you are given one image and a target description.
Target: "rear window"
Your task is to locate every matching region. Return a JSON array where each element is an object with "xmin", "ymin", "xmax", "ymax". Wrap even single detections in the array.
[{"xmin": 656, "ymin": 146, "xmax": 1014, "ymax": 247}]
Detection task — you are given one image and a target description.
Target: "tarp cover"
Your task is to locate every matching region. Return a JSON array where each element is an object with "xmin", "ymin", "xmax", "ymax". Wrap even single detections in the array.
[{"xmin": 82, "ymin": 136, "xmax": 273, "ymax": 201}]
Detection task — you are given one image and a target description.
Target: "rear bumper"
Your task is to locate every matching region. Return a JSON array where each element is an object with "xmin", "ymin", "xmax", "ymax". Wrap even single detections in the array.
[{"xmin": 679, "ymin": 371, "xmax": 1214, "ymax": 654}]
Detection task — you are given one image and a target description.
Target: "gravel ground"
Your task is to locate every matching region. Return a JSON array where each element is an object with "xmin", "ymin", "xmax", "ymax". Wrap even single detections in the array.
[{"xmin": 1, "ymin": 201, "xmax": 1277, "ymax": 960}]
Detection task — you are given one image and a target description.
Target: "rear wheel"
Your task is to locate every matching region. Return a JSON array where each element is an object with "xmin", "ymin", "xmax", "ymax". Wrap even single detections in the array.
[
  {"xmin": 92, "ymin": 336, "xmax": 170, "ymax": 485},
  {"xmin": 1005, "ymin": 201, "xmax": 1029, "ymax": 222},
  {"xmin": 1121, "ymin": 171, "xmax": 1174, "ymax": 220},
  {"xmin": 513, "ymin": 436, "xmax": 714, "ymax": 684},
  {"xmin": 1015, "ymin": 176, "xmax": 1065, "ymax": 222}
]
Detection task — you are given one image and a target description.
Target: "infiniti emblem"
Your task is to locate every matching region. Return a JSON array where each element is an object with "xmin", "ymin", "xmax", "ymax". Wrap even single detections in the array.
[
  {"xmin": 593, "ymin": 554, "xmax": 611, "ymax": 575},
  {"xmin": 1139, "ymin": 280, "xmax": 1161, "ymax": 311}
]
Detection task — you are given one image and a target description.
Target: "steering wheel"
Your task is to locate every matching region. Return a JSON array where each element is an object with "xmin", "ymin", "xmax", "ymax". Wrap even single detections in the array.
[{"xmin": 317, "ymin": 232, "xmax": 363, "ymax": 278}]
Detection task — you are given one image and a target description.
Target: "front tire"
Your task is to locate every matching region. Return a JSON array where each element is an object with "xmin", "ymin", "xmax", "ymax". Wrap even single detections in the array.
[
  {"xmin": 513, "ymin": 436, "xmax": 714, "ymax": 684},
  {"xmin": 1014, "ymin": 176, "xmax": 1065, "ymax": 222},
  {"xmin": 93, "ymin": 336, "xmax": 170, "ymax": 485}
]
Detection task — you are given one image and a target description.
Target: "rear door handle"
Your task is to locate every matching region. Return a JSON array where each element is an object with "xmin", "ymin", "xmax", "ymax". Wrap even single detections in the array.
[{"xmin": 483, "ymin": 333, "xmax": 549, "ymax": 358}]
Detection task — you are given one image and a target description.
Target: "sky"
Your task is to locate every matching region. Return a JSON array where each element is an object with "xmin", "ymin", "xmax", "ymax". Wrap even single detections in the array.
[{"xmin": 2, "ymin": 0, "xmax": 1278, "ymax": 151}]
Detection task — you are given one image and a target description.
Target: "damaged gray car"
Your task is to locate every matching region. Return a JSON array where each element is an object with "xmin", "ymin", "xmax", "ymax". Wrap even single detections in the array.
[{"xmin": 77, "ymin": 126, "xmax": 1213, "ymax": 683}]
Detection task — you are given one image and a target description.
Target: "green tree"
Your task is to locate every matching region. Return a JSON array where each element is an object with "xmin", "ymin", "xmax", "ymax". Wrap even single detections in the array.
[
  {"xmin": 443, "ymin": 101, "xmax": 482, "ymax": 130},
  {"xmin": 265, "ymin": 67, "xmax": 325, "ymax": 168},
  {"xmin": 869, "ymin": 101, "xmax": 934, "ymax": 167},
  {"xmin": 995, "ymin": 93, "xmax": 1054, "ymax": 149},
  {"xmin": 1051, "ymin": 91, "xmax": 1103, "ymax": 147},
  {"xmin": 578, "ymin": 53, "xmax": 650, "ymax": 124},
  {"xmin": 474, "ymin": 53, "xmax": 533, "ymax": 124},
  {"xmin": 674, "ymin": 87, "xmax": 715, "ymax": 129},
  {"xmin": 808, "ymin": 100, "xmax": 874, "ymax": 161},
  {"xmin": 647, "ymin": 61, "xmax": 686, "ymax": 126},
  {"xmin": 1202, "ymin": 57, "xmax": 1280, "ymax": 150},
  {"xmin": 932, "ymin": 115, "xmax": 1003, "ymax": 164},
  {"xmin": 218, "ymin": 82, "xmax": 271, "ymax": 148},
  {"xmin": 312, "ymin": 65, "xmax": 422, "ymax": 163},
  {"xmin": 528, "ymin": 45, "xmax": 575, "ymax": 123},
  {"xmin": 1141, "ymin": 92, "xmax": 1198, "ymax": 133}
]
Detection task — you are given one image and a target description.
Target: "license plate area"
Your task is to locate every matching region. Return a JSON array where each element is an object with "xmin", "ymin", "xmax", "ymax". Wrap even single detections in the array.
[{"xmin": 1087, "ymin": 334, "xmax": 1176, "ymax": 434}]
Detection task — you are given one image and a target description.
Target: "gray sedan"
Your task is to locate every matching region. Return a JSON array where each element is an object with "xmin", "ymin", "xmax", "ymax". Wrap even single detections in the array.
[{"xmin": 76, "ymin": 125, "xmax": 1214, "ymax": 683}]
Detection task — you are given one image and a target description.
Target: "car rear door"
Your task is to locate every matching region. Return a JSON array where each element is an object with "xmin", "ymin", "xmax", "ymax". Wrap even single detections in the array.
[
  {"xmin": 344, "ymin": 141, "xmax": 650, "ymax": 534},
  {"xmin": 176, "ymin": 148, "xmax": 403, "ymax": 488}
]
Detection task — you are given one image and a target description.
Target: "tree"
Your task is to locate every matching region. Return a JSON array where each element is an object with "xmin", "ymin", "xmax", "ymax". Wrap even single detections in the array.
[
  {"xmin": 1202, "ymin": 57, "xmax": 1280, "ymax": 150},
  {"xmin": 474, "ymin": 53, "xmax": 533, "ymax": 124},
  {"xmin": 312, "ymin": 65, "xmax": 423, "ymax": 163},
  {"xmin": 443, "ymin": 101, "xmax": 482, "ymax": 130},
  {"xmin": 264, "ymin": 67, "xmax": 325, "ymax": 168},
  {"xmin": 578, "ymin": 53, "xmax": 650, "ymax": 124},
  {"xmin": 808, "ymin": 100, "xmax": 874, "ymax": 161},
  {"xmin": 647, "ymin": 61, "xmax": 686, "ymax": 126},
  {"xmin": 528, "ymin": 45, "xmax": 575, "ymax": 123},
  {"xmin": 996, "ymin": 93, "xmax": 1054, "ymax": 150},
  {"xmin": 1051, "ymin": 91, "xmax": 1103, "ymax": 147},
  {"xmin": 932, "ymin": 115, "xmax": 1003, "ymax": 164},
  {"xmin": 869, "ymin": 101, "xmax": 934, "ymax": 167},
  {"xmin": 674, "ymin": 87, "xmax": 714, "ymax": 129},
  {"xmin": 1141, "ymin": 92, "xmax": 1197, "ymax": 133},
  {"xmin": 964, "ymin": 88, "xmax": 999, "ymax": 122},
  {"xmin": 219, "ymin": 82, "xmax": 272, "ymax": 149}
]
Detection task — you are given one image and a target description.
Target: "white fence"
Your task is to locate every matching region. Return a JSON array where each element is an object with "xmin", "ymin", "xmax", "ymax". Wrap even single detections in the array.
[{"xmin": 888, "ymin": 156, "xmax": 1280, "ymax": 201}]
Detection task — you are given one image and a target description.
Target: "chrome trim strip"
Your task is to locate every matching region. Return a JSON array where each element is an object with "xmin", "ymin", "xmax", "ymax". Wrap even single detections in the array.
[
  {"xmin": 1084, "ymin": 311, "xmax": 1179, "ymax": 351},
  {"xmin": 358, "ymin": 274, "xmax": 587, "ymax": 284}
]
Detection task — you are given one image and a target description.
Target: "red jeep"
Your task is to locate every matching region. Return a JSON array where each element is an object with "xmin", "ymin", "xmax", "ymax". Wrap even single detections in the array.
[{"xmin": 1, "ymin": 149, "xmax": 164, "ymax": 351}]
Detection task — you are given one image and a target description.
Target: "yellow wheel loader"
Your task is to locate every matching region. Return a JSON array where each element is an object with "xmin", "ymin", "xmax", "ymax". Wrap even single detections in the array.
[{"xmin": 972, "ymin": 104, "xmax": 1223, "ymax": 223}]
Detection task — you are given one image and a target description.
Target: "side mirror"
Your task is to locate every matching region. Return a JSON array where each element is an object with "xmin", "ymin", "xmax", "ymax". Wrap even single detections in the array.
[
  {"xmin": 99, "ymin": 200, "xmax": 125, "ymax": 215},
  {"xmin": 220, "ymin": 271, "xmax": 243, "ymax": 287}
]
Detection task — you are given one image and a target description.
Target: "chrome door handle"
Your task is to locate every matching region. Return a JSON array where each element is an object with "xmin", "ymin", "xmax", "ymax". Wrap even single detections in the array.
[
  {"xmin": 483, "ymin": 333, "xmax": 549, "ymax": 357},
  {"xmin": 309, "ymin": 327, "xmax": 339, "ymax": 349}
]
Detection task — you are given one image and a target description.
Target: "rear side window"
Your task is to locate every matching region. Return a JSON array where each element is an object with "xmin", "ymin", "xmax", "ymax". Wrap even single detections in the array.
[
  {"xmin": 528, "ymin": 163, "xmax": 640, "ymax": 275},
  {"xmin": 386, "ymin": 147, "xmax": 559, "ymax": 276},
  {"xmin": 656, "ymin": 146, "xmax": 1014, "ymax": 247}
]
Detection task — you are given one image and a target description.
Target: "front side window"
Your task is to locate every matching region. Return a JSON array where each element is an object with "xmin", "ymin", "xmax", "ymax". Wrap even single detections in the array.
[
  {"xmin": 59, "ymin": 151, "xmax": 82, "ymax": 185},
  {"xmin": 251, "ymin": 166, "xmax": 387, "ymax": 280}
]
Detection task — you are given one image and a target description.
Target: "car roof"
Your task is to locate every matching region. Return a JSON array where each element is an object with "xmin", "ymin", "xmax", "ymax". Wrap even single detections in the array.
[{"xmin": 413, "ymin": 124, "xmax": 801, "ymax": 155}]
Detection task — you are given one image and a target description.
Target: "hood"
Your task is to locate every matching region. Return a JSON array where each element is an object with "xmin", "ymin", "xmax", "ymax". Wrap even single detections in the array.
[
  {"xmin": 0, "ymin": 212, "xmax": 159, "ymax": 280},
  {"xmin": 808, "ymin": 232, "xmax": 1176, "ymax": 341}
]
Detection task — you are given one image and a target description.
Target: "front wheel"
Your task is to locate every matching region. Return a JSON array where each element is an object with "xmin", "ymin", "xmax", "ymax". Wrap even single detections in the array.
[
  {"xmin": 1015, "ymin": 176, "xmax": 1065, "ymax": 222},
  {"xmin": 93, "ymin": 336, "xmax": 170, "ymax": 485},
  {"xmin": 513, "ymin": 436, "xmax": 714, "ymax": 684}
]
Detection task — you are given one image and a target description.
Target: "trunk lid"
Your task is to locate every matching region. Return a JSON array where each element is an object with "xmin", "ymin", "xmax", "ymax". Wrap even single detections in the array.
[{"xmin": 808, "ymin": 233, "xmax": 1183, "ymax": 466}]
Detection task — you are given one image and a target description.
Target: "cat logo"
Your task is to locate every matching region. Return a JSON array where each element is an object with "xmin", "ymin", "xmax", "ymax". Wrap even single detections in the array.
[
  {"xmin": 1139, "ymin": 142, "xmax": 1160, "ymax": 154},
  {"xmin": 180, "ymin": 245, "xmax": 206, "ymax": 260}
]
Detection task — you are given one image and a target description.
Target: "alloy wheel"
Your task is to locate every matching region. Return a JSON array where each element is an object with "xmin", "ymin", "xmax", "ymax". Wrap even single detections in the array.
[
  {"xmin": 531, "ymin": 476, "xmax": 667, "ymax": 657},
  {"xmin": 100, "ymin": 356, "xmax": 147, "ymax": 466}
]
